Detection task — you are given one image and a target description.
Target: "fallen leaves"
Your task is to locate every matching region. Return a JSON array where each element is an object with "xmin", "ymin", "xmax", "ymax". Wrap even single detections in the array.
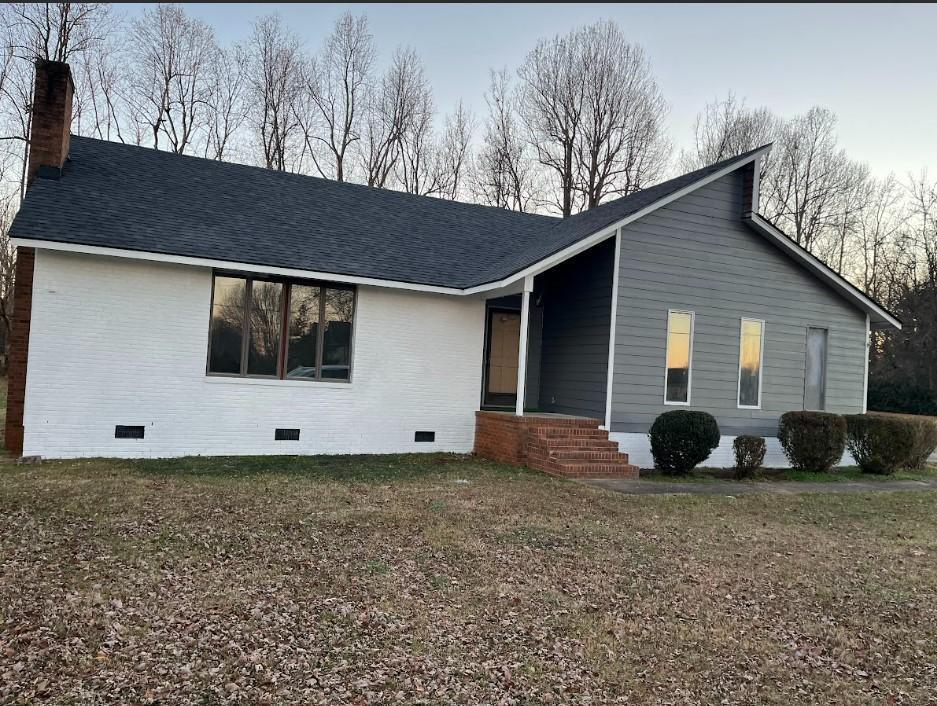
[{"xmin": 0, "ymin": 456, "xmax": 935, "ymax": 704}]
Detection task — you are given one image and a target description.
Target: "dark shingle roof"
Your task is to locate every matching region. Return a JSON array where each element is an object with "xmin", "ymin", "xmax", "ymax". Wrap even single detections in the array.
[{"xmin": 10, "ymin": 136, "xmax": 765, "ymax": 289}]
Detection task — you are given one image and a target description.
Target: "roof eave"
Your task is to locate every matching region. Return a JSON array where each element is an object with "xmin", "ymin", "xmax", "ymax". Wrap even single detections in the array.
[{"xmin": 743, "ymin": 213, "xmax": 902, "ymax": 331}]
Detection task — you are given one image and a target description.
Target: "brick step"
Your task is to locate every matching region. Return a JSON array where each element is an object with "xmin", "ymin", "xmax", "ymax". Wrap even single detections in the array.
[
  {"xmin": 526, "ymin": 426, "xmax": 603, "ymax": 437},
  {"xmin": 531, "ymin": 439, "xmax": 619, "ymax": 450},
  {"xmin": 533, "ymin": 428, "xmax": 609, "ymax": 439},
  {"xmin": 474, "ymin": 411, "xmax": 639, "ymax": 481},
  {"xmin": 524, "ymin": 418, "xmax": 602, "ymax": 429},
  {"xmin": 540, "ymin": 449, "xmax": 631, "ymax": 462},
  {"xmin": 543, "ymin": 460, "xmax": 640, "ymax": 479}
]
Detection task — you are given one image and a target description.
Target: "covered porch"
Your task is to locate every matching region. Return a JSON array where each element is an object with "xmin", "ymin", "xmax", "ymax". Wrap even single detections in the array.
[
  {"xmin": 478, "ymin": 236, "xmax": 617, "ymax": 423},
  {"xmin": 472, "ymin": 238, "xmax": 637, "ymax": 478}
]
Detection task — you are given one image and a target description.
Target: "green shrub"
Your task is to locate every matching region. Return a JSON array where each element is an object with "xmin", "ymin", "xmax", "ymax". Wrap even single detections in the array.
[
  {"xmin": 777, "ymin": 411, "xmax": 846, "ymax": 472},
  {"xmin": 903, "ymin": 416, "xmax": 937, "ymax": 469},
  {"xmin": 648, "ymin": 410, "xmax": 720, "ymax": 475},
  {"xmin": 733, "ymin": 435, "xmax": 766, "ymax": 479},
  {"xmin": 845, "ymin": 414, "xmax": 919, "ymax": 475}
]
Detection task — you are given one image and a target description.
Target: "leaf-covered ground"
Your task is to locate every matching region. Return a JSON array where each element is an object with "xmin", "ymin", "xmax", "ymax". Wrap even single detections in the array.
[{"xmin": 1, "ymin": 453, "xmax": 935, "ymax": 704}]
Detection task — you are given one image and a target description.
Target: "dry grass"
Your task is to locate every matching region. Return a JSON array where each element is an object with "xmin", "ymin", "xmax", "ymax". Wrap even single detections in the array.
[{"xmin": 1, "ymin": 453, "xmax": 936, "ymax": 704}]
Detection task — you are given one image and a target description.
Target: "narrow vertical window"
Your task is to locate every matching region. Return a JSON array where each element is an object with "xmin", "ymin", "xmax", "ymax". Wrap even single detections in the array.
[
  {"xmin": 665, "ymin": 310, "xmax": 694, "ymax": 404},
  {"xmin": 321, "ymin": 288, "xmax": 354, "ymax": 380},
  {"xmin": 738, "ymin": 319, "xmax": 765, "ymax": 408},
  {"xmin": 286, "ymin": 284, "xmax": 320, "ymax": 379},
  {"xmin": 208, "ymin": 276, "xmax": 247, "ymax": 374},
  {"xmin": 246, "ymin": 280, "xmax": 284, "ymax": 376},
  {"xmin": 804, "ymin": 327, "xmax": 828, "ymax": 411}
]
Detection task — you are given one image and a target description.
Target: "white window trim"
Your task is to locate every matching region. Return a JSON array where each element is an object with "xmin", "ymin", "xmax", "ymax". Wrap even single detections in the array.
[
  {"xmin": 737, "ymin": 317, "xmax": 766, "ymax": 410},
  {"xmin": 663, "ymin": 309, "xmax": 695, "ymax": 406}
]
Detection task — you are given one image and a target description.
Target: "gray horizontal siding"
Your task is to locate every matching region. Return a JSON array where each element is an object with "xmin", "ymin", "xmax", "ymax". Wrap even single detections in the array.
[
  {"xmin": 537, "ymin": 238, "xmax": 614, "ymax": 419},
  {"xmin": 611, "ymin": 170, "xmax": 867, "ymax": 437}
]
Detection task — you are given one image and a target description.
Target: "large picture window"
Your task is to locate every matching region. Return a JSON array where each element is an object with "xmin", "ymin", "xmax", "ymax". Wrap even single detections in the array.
[
  {"xmin": 664, "ymin": 310, "xmax": 694, "ymax": 404},
  {"xmin": 737, "ymin": 318, "xmax": 765, "ymax": 408},
  {"xmin": 207, "ymin": 273, "xmax": 354, "ymax": 381}
]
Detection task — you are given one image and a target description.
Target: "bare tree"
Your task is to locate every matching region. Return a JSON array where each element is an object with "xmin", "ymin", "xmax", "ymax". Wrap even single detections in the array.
[
  {"xmin": 301, "ymin": 13, "xmax": 374, "ymax": 181},
  {"xmin": 72, "ymin": 35, "xmax": 125, "ymax": 142},
  {"xmin": 473, "ymin": 69, "xmax": 538, "ymax": 212},
  {"xmin": 361, "ymin": 47, "xmax": 425, "ymax": 188},
  {"xmin": 2, "ymin": 2, "xmax": 111, "ymax": 62},
  {"xmin": 854, "ymin": 174, "xmax": 904, "ymax": 299},
  {"xmin": 681, "ymin": 93, "xmax": 778, "ymax": 177},
  {"xmin": 517, "ymin": 29, "xmax": 584, "ymax": 216},
  {"xmin": 1, "ymin": 2, "xmax": 112, "ymax": 198},
  {"xmin": 436, "ymin": 101, "xmax": 474, "ymax": 201},
  {"xmin": 575, "ymin": 20, "xmax": 670, "ymax": 208},
  {"xmin": 204, "ymin": 43, "xmax": 247, "ymax": 161},
  {"xmin": 762, "ymin": 107, "xmax": 855, "ymax": 252},
  {"xmin": 245, "ymin": 14, "xmax": 304, "ymax": 171},
  {"xmin": 396, "ymin": 75, "xmax": 440, "ymax": 196},
  {"xmin": 825, "ymin": 160, "xmax": 872, "ymax": 276},
  {"xmin": 0, "ymin": 192, "xmax": 17, "ymax": 366},
  {"xmin": 127, "ymin": 4, "xmax": 218, "ymax": 154},
  {"xmin": 871, "ymin": 172, "xmax": 937, "ymax": 405}
]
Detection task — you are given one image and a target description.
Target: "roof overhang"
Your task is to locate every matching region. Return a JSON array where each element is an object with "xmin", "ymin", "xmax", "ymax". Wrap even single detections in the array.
[
  {"xmin": 9, "ymin": 238, "xmax": 470, "ymax": 296},
  {"xmin": 743, "ymin": 213, "xmax": 901, "ymax": 331}
]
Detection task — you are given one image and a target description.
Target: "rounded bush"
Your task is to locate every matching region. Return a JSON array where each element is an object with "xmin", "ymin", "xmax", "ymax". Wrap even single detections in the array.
[
  {"xmin": 733, "ymin": 435, "xmax": 766, "ymax": 479},
  {"xmin": 648, "ymin": 410, "xmax": 720, "ymax": 475},
  {"xmin": 904, "ymin": 416, "xmax": 937, "ymax": 469},
  {"xmin": 846, "ymin": 414, "xmax": 921, "ymax": 475},
  {"xmin": 777, "ymin": 411, "xmax": 846, "ymax": 472}
]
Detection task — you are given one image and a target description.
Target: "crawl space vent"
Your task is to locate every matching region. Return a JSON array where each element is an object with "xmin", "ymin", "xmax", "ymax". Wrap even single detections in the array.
[
  {"xmin": 414, "ymin": 431, "xmax": 435, "ymax": 443},
  {"xmin": 275, "ymin": 428, "xmax": 301, "ymax": 441},
  {"xmin": 115, "ymin": 425, "xmax": 145, "ymax": 439}
]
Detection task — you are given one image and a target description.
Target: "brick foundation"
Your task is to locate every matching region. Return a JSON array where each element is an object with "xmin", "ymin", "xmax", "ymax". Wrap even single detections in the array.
[
  {"xmin": 5, "ymin": 247, "xmax": 35, "ymax": 456},
  {"xmin": 474, "ymin": 411, "xmax": 638, "ymax": 479}
]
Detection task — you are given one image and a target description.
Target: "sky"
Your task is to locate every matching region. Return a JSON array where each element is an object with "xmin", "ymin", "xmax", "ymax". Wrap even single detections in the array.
[{"xmin": 121, "ymin": 3, "xmax": 937, "ymax": 179}]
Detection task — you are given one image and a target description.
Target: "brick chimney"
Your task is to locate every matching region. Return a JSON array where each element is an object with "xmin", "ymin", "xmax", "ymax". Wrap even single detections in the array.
[
  {"xmin": 5, "ymin": 60, "xmax": 73, "ymax": 456},
  {"xmin": 26, "ymin": 59, "xmax": 74, "ymax": 186}
]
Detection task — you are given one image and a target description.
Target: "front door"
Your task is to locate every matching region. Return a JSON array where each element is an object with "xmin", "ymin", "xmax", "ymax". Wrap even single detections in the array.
[{"xmin": 484, "ymin": 308, "xmax": 521, "ymax": 407}]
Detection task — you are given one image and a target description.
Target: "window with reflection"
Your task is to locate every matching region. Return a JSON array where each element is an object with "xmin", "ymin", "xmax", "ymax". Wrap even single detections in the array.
[
  {"xmin": 247, "ymin": 280, "xmax": 283, "ymax": 376},
  {"xmin": 208, "ymin": 276, "xmax": 246, "ymax": 374},
  {"xmin": 738, "ymin": 319, "xmax": 764, "ymax": 408},
  {"xmin": 207, "ymin": 273, "xmax": 354, "ymax": 381},
  {"xmin": 322, "ymin": 289, "xmax": 354, "ymax": 380},
  {"xmin": 665, "ymin": 310, "xmax": 694, "ymax": 404},
  {"xmin": 286, "ymin": 285, "xmax": 320, "ymax": 379}
]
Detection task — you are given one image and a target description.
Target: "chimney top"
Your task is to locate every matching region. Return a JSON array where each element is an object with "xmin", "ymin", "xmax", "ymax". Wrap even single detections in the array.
[{"xmin": 27, "ymin": 60, "xmax": 74, "ymax": 188}]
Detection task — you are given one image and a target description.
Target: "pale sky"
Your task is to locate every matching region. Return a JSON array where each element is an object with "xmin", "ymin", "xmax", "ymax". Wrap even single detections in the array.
[{"xmin": 122, "ymin": 3, "xmax": 937, "ymax": 179}]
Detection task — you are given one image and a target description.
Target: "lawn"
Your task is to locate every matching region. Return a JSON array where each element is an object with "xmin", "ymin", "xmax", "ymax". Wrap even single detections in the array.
[{"xmin": 1, "ymin": 454, "xmax": 936, "ymax": 705}]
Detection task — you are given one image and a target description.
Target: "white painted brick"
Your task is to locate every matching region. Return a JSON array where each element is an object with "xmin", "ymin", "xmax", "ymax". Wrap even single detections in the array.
[{"xmin": 23, "ymin": 250, "xmax": 486, "ymax": 458}]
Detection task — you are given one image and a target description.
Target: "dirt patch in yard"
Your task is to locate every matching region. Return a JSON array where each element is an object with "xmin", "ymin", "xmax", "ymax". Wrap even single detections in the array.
[{"xmin": 1, "ymin": 453, "xmax": 936, "ymax": 704}]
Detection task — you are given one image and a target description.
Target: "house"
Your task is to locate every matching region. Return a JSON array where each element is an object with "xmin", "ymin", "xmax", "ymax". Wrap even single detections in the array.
[{"xmin": 4, "ymin": 61, "xmax": 900, "ymax": 474}]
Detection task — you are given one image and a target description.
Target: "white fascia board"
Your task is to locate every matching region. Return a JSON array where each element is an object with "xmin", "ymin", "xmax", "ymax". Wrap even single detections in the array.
[
  {"xmin": 744, "ymin": 214, "xmax": 901, "ymax": 331},
  {"xmin": 9, "ymin": 238, "xmax": 466, "ymax": 295}
]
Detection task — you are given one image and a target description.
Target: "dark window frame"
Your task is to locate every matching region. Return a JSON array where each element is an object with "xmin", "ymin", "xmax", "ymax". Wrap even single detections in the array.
[{"xmin": 206, "ymin": 271, "xmax": 356, "ymax": 383}]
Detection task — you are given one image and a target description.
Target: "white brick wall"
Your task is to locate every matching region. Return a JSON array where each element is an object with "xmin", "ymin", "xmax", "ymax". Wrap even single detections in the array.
[{"xmin": 23, "ymin": 250, "xmax": 486, "ymax": 458}]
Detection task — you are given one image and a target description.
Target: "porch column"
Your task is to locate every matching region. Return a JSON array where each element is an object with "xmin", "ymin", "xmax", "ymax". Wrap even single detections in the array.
[{"xmin": 515, "ymin": 275, "xmax": 533, "ymax": 416}]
